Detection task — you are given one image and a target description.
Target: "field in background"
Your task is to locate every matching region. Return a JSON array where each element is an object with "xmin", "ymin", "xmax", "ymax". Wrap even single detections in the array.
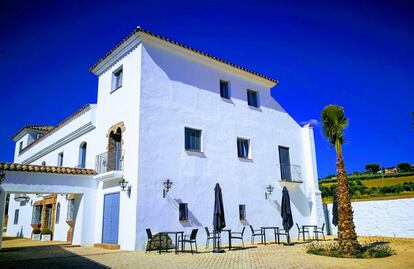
[
  {"xmin": 321, "ymin": 175, "xmax": 414, "ymax": 204},
  {"xmin": 321, "ymin": 175, "xmax": 414, "ymax": 187}
]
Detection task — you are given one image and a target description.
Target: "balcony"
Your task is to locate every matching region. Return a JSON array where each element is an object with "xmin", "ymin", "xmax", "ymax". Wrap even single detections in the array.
[
  {"xmin": 95, "ymin": 150, "xmax": 124, "ymax": 174},
  {"xmin": 277, "ymin": 164, "xmax": 303, "ymax": 184}
]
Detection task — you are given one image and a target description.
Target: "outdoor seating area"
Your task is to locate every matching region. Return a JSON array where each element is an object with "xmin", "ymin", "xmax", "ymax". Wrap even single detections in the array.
[
  {"xmin": 145, "ymin": 222, "xmax": 326, "ymax": 255},
  {"xmin": 145, "ymin": 184, "xmax": 326, "ymax": 255}
]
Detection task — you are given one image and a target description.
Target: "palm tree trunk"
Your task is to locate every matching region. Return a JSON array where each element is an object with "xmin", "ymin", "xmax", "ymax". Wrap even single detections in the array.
[{"xmin": 336, "ymin": 149, "xmax": 360, "ymax": 255}]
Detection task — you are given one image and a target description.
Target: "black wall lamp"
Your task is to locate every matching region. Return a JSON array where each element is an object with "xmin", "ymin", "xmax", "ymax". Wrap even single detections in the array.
[
  {"xmin": 163, "ymin": 179, "xmax": 173, "ymax": 198},
  {"xmin": 265, "ymin": 185, "xmax": 274, "ymax": 199}
]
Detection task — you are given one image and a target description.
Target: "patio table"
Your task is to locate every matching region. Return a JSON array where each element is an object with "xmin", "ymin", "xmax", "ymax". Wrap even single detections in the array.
[
  {"xmin": 302, "ymin": 225, "xmax": 317, "ymax": 241},
  {"xmin": 261, "ymin": 227, "xmax": 280, "ymax": 245},
  {"xmin": 159, "ymin": 231, "xmax": 184, "ymax": 254}
]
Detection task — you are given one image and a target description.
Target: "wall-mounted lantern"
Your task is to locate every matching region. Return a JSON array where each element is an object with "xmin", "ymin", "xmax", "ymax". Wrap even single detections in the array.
[
  {"xmin": 163, "ymin": 179, "xmax": 173, "ymax": 198},
  {"xmin": 265, "ymin": 185, "xmax": 274, "ymax": 199},
  {"xmin": 119, "ymin": 178, "xmax": 131, "ymax": 197}
]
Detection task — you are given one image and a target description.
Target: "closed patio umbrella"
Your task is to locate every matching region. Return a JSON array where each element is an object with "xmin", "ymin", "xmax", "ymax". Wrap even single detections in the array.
[
  {"xmin": 281, "ymin": 187, "xmax": 294, "ymax": 245},
  {"xmin": 332, "ymin": 191, "xmax": 338, "ymax": 227},
  {"xmin": 213, "ymin": 183, "xmax": 226, "ymax": 253}
]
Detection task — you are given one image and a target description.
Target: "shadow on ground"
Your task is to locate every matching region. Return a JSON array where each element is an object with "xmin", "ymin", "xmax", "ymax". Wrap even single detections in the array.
[{"xmin": 0, "ymin": 240, "xmax": 110, "ymax": 269}]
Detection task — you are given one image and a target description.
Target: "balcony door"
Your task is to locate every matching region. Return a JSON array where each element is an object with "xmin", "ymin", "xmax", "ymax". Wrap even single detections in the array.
[
  {"xmin": 108, "ymin": 128, "xmax": 122, "ymax": 171},
  {"xmin": 278, "ymin": 146, "xmax": 292, "ymax": 181}
]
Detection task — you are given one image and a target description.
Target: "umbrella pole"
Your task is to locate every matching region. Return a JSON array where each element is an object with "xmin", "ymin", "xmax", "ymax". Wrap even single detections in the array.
[
  {"xmin": 283, "ymin": 231, "xmax": 294, "ymax": 246},
  {"xmin": 213, "ymin": 230, "xmax": 225, "ymax": 253}
]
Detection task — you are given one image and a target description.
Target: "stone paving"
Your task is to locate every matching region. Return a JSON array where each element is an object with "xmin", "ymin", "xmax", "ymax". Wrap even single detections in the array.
[{"xmin": 1, "ymin": 236, "xmax": 414, "ymax": 268}]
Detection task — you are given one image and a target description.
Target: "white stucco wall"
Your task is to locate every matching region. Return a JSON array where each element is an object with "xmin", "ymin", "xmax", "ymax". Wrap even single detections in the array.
[
  {"xmin": 6, "ymin": 194, "xmax": 70, "ymax": 241},
  {"xmin": 134, "ymin": 41, "xmax": 321, "ymax": 250},
  {"xmin": 93, "ymin": 42, "xmax": 142, "ymax": 250},
  {"xmin": 14, "ymin": 105, "xmax": 97, "ymax": 170},
  {"xmin": 6, "ymin": 194, "xmax": 38, "ymax": 238},
  {"xmin": 53, "ymin": 194, "xmax": 70, "ymax": 241},
  {"xmin": 327, "ymin": 198, "xmax": 414, "ymax": 237}
]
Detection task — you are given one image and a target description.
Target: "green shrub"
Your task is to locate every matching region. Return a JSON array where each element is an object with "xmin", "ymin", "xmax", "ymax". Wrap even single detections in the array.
[
  {"xmin": 306, "ymin": 241, "xmax": 395, "ymax": 259},
  {"xmin": 367, "ymin": 244, "xmax": 395, "ymax": 258},
  {"xmin": 41, "ymin": 228, "xmax": 52, "ymax": 235},
  {"xmin": 32, "ymin": 228, "xmax": 41, "ymax": 234}
]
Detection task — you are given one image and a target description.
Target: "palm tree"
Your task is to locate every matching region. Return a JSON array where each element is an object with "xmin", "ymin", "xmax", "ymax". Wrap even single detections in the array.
[{"xmin": 321, "ymin": 105, "xmax": 360, "ymax": 256}]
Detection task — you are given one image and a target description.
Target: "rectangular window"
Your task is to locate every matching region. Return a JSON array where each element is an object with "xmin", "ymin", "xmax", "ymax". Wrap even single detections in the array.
[
  {"xmin": 237, "ymin": 138, "xmax": 250, "ymax": 158},
  {"xmin": 111, "ymin": 67, "xmax": 123, "ymax": 92},
  {"xmin": 57, "ymin": 152, "xmax": 64, "ymax": 167},
  {"xmin": 14, "ymin": 209, "xmax": 19, "ymax": 224},
  {"xmin": 247, "ymin": 89, "xmax": 259, "ymax": 108},
  {"xmin": 185, "ymin": 127, "xmax": 202, "ymax": 151},
  {"xmin": 239, "ymin": 204, "xmax": 246, "ymax": 221},
  {"xmin": 220, "ymin": 80, "xmax": 230, "ymax": 99},
  {"xmin": 179, "ymin": 203, "xmax": 188, "ymax": 221},
  {"xmin": 278, "ymin": 146, "xmax": 292, "ymax": 180},
  {"xmin": 19, "ymin": 141, "xmax": 23, "ymax": 152}
]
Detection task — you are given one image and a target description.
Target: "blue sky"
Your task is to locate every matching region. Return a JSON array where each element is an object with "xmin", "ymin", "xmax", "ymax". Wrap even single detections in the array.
[{"xmin": 0, "ymin": 0, "xmax": 413, "ymax": 177}]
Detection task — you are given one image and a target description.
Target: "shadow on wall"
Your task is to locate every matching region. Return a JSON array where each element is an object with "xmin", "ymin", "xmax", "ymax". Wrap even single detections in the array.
[
  {"xmin": 16, "ymin": 227, "xmax": 24, "ymax": 238},
  {"xmin": 165, "ymin": 196, "xmax": 202, "ymax": 227},
  {"xmin": 269, "ymin": 199, "xmax": 282, "ymax": 213},
  {"xmin": 240, "ymin": 220, "xmax": 250, "ymax": 226},
  {"xmin": 289, "ymin": 187, "xmax": 312, "ymax": 218},
  {"xmin": 142, "ymin": 44, "xmax": 287, "ymax": 113},
  {"xmin": 71, "ymin": 194, "xmax": 82, "ymax": 237}
]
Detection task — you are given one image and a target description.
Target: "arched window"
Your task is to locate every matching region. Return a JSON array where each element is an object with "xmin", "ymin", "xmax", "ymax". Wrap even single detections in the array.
[
  {"xmin": 56, "ymin": 202, "xmax": 61, "ymax": 224},
  {"xmin": 78, "ymin": 142, "xmax": 87, "ymax": 168},
  {"xmin": 41, "ymin": 161, "xmax": 46, "ymax": 166}
]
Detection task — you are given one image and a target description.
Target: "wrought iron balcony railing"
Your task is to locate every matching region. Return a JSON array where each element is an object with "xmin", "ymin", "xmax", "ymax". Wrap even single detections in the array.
[
  {"xmin": 277, "ymin": 164, "xmax": 303, "ymax": 183},
  {"xmin": 95, "ymin": 150, "xmax": 124, "ymax": 174}
]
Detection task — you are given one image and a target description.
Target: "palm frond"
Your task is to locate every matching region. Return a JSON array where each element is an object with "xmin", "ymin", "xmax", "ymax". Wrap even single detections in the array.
[{"xmin": 321, "ymin": 105, "xmax": 349, "ymax": 148}]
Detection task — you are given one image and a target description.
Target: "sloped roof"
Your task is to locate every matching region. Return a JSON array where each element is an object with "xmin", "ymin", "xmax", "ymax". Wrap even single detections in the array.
[
  {"xmin": 90, "ymin": 27, "xmax": 278, "ymax": 85},
  {"xmin": 0, "ymin": 162, "xmax": 96, "ymax": 175},
  {"xmin": 12, "ymin": 125, "xmax": 54, "ymax": 140},
  {"xmin": 14, "ymin": 104, "xmax": 94, "ymax": 154}
]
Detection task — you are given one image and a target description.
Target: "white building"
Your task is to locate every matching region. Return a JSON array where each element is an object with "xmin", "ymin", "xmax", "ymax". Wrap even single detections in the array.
[{"xmin": 1, "ymin": 27, "xmax": 324, "ymax": 251}]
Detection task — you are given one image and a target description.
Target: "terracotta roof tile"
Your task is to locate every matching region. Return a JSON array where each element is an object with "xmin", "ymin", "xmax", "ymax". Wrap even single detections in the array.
[
  {"xmin": 0, "ymin": 162, "xmax": 96, "ymax": 175},
  {"xmin": 90, "ymin": 27, "xmax": 278, "ymax": 84}
]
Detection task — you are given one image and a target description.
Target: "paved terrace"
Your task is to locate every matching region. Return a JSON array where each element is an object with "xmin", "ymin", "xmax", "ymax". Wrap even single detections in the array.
[{"xmin": 1, "ymin": 236, "xmax": 414, "ymax": 269}]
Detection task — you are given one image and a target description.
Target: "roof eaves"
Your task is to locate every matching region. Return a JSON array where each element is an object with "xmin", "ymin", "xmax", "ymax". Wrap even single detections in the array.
[{"xmin": 90, "ymin": 27, "xmax": 278, "ymax": 85}]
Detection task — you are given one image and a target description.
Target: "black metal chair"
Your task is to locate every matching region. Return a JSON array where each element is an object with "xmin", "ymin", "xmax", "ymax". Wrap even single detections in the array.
[
  {"xmin": 249, "ymin": 225, "xmax": 264, "ymax": 245},
  {"xmin": 230, "ymin": 227, "xmax": 245, "ymax": 249},
  {"xmin": 276, "ymin": 228, "xmax": 289, "ymax": 244},
  {"xmin": 313, "ymin": 223, "xmax": 325, "ymax": 241},
  {"xmin": 204, "ymin": 227, "xmax": 218, "ymax": 249},
  {"xmin": 145, "ymin": 228, "xmax": 165, "ymax": 253},
  {"xmin": 179, "ymin": 229, "xmax": 198, "ymax": 254},
  {"xmin": 296, "ymin": 223, "xmax": 310, "ymax": 241}
]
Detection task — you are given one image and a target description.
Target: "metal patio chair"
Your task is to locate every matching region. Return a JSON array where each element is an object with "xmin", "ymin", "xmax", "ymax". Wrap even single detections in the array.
[
  {"xmin": 249, "ymin": 225, "xmax": 264, "ymax": 245},
  {"xmin": 145, "ymin": 228, "xmax": 166, "ymax": 253},
  {"xmin": 230, "ymin": 227, "xmax": 245, "ymax": 249},
  {"xmin": 296, "ymin": 223, "xmax": 310, "ymax": 241},
  {"xmin": 313, "ymin": 223, "xmax": 326, "ymax": 241},
  {"xmin": 179, "ymin": 229, "xmax": 198, "ymax": 254}
]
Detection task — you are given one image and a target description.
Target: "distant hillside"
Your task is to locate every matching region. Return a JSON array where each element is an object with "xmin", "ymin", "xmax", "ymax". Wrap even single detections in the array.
[{"xmin": 320, "ymin": 174, "xmax": 414, "ymax": 203}]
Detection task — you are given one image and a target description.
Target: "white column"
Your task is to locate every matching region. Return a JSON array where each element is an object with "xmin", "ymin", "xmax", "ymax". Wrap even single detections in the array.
[
  {"xmin": 302, "ymin": 124, "xmax": 324, "ymax": 226},
  {"xmin": 0, "ymin": 188, "xmax": 7, "ymax": 250}
]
